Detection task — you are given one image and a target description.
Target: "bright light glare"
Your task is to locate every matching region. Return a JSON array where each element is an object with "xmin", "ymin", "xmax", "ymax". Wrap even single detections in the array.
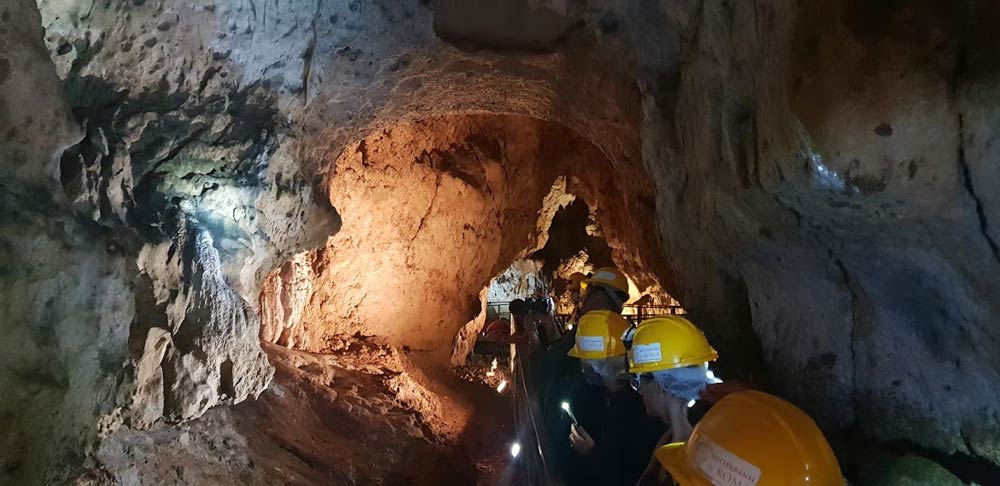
[
  {"xmin": 486, "ymin": 358, "xmax": 498, "ymax": 377},
  {"xmin": 567, "ymin": 323, "xmax": 574, "ymax": 330},
  {"xmin": 687, "ymin": 400, "xmax": 696, "ymax": 408},
  {"xmin": 496, "ymin": 380, "xmax": 508, "ymax": 393},
  {"xmin": 510, "ymin": 442, "xmax": 522, "ymax": 458},
  {"xmin": 705, "ymin": 368, "xmax": 723, "ymax": 384},
  {"xmin": 561, "ymin": 401, "xmax": 571, "ymax": 412}
]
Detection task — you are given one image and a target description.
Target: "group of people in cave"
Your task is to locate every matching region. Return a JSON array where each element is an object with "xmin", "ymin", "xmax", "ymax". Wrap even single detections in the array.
[{"xmin": 488, "ymin": 267, "xmax": 846, "ymax": 486}]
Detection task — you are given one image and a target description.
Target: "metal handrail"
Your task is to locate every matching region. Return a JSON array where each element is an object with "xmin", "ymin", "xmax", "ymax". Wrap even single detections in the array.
[
  {"xmin": 622, "ymin": 303, "xmax": 686, "ymax": 314},
  {"xmin": 510, "ymin": 344, "xmax": 564, "ymax": 485},
  {"xmin": 487, "ymin": 301, "xmax": 687, "ymax": 320}
]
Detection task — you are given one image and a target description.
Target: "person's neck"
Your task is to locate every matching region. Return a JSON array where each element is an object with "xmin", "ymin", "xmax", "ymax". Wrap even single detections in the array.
[
  {"xmin": 580, "ymin": 292, "xmax": 617, "ymax": 315},
  {"xmin": 668, "ymin": 399, "xmax": 694, "ymax": 442},
  {"xmin": 658, "ymin": 410, "xmax": 671, "ymax": 424}
]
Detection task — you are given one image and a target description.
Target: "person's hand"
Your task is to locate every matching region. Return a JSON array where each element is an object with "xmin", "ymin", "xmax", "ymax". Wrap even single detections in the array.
[{"xmin": 568, "ymin": 423, "xmax": 595, "ymax": 455}]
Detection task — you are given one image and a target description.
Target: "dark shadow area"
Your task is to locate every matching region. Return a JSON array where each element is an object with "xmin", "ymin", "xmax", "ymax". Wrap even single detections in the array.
[
  {"xmin": 857, "ymin": 440, "xmax": 1000, "ymax": 485},
  {"xmin": 231, "ymin": 343, "xmax": 480, "ymax": 485},
  {"xmin": 530, "ymin": 199, "xmax": 614, "ymax": 277}
]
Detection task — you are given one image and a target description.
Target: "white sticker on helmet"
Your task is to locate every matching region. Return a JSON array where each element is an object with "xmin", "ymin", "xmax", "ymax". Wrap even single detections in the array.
[
  {"xmin": 592, "ymin": 271, "xmax": 617, "ymax": 281},
  {"xmin": 631, "ymin": 343, "xmax": 662, "ymax": 364},
  {"xmin": 577, "ymin": 336, "xmax": 606, "ymax": 352},
  {"xmin": 692, "ymin": 438, "xmax": 761, "ymax": 486}
]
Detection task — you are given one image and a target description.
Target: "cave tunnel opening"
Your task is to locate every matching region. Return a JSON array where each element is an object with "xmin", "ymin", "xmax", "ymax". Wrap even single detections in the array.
[
  {"xmin": 243, "ymin": 101, "xmax": 1000, "ymax": 483},
  {"xmin": 484, "ymin": 197, "xmax": 683, "ymax": 324},
  {"xmin": 7, "ymin": 0, "xmax": 1000, "ymax": 484},
  {"xmin": 249, "ymin": 113, "xmax": 682, "ymax": 485}
]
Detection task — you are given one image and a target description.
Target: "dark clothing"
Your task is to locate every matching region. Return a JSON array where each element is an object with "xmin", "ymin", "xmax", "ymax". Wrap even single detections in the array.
[
  {"xmin": 561, "ymin": 381, "xmax": 665, "ymax": 486},
  {"xmin": 531, "ymin": 329, "xmax": 579, "ymax": 412},
  {"xmin": 687, "ymin": 400, "xmax": 710, "ymax": 427},
  {"xmin": 536, "ymin": 333, "xmax": 666, "ymax": 486},
  {"xmin": 688, "ymin": 382, "xmax": 751, "ymax": 425},
  {"xmin": 637, "ymin": 385, "xmax": 749, "ymax": 486},
  {"xmin": 527, "ymin": 312, "xmax": 561, "ymax": 347}
]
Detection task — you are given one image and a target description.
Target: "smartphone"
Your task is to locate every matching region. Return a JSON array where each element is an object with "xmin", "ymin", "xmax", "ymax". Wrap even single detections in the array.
[{"xmin": 560, "ymin": 402, "xmax": 578, "ymax": 425}]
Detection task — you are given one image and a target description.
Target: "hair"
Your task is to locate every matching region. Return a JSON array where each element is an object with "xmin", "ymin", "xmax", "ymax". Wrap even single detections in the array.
[
  {"xmin": 591, "ymin": 285, "xmax": 626, "ymax": 313},
  {"xmin": 609, "ymin": 288, "xmax": 629, "ymax": 307},
  {"xmin": 508, "ymin": 299, "xmax": 527, "ymax": 314}
]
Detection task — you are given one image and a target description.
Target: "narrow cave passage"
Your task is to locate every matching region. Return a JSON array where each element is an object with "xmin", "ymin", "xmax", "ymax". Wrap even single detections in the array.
[
  {"xmin": 243, "ymin": 115, "xmax": 678, "ymax": 485},
  {"xmin": 5, "ymin": 1, "xmax": 1000, "ymax": 485}
]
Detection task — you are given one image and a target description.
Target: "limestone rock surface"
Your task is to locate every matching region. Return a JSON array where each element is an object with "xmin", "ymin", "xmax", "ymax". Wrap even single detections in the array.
[{"xmin": 2, "ymin": 0, "xmax": 999, "ymax": 483}]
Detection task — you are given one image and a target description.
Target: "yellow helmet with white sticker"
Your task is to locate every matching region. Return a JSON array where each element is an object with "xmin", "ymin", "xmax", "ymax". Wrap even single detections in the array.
[
  {"xmin": 582, "ymin": 267, "xmax": 630, "ymax": 296},
  {"xmin": 627, "ymin": 316, "xmax": 718, "ymax": 374},
  {"xmin": 566, "ymin": 310, "xmax": 630, "ymax": 359},
  {"xmin": 655, "ymin": 391, "xmax": 845, "ymax": 486}
]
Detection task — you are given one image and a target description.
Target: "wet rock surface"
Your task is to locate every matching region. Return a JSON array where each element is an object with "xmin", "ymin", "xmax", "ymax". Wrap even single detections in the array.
[{"xmin": 1, "ymin": 0, "xmax": 999, "ymax": 483}]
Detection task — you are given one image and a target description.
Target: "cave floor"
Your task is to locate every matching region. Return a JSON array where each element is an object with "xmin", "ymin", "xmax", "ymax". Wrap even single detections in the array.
[{"xmin": 86, "ymin": 339, "xmax": 514, "ymax": 485}]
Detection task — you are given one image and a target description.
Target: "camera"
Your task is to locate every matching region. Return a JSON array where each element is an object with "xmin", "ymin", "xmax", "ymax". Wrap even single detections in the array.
[{"xmin": 525, "ymin": 295, "xmax": 552, "ymax": 314}]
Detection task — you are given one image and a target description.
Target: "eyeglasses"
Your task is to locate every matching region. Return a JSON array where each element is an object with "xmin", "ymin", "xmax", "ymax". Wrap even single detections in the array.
[{"xmin": 629, "ymin": 373, "xmax": 656, "ymax": 392}]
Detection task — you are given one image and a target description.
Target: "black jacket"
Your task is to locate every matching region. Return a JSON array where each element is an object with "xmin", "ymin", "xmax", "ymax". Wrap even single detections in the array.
[{"xmin": 538, "ymin": 338, "xmax": 666, "ymax": 486}]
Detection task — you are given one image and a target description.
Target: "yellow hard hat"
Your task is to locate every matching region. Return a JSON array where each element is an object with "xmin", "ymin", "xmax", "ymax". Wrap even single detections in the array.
[
  {"xmin": 567, "ymin": 310, "xmax": 630, "ymax": 359},
  {"xmin": 583, "ymin": 267, "xmax": 629, "ymax": 296},
  {"xmin": 627, "ymin": 316, "xmax": 718, "ymax": 374},
  {"xmin": 655, "ymin": 391, "xmax": 845, "ymax": 486},
  {"xmin": 567, "ymin": 272, "xmax": 587, "ymax": 290}
]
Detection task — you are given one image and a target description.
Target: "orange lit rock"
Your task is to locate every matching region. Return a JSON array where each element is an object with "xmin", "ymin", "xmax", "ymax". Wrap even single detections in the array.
[
  {"xmin": 4, "ymin": 0, "xmax": 1000, "ymax": 483},
  {"xmin": 262, "ymin": 115, "xmax": 612, "ymax": 355}
]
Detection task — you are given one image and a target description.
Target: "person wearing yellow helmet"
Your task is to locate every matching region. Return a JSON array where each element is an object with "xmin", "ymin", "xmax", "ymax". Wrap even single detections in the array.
[
  {"xmin": 534, "ymin": 269, "xmax": 631, "ymax": 418},
  {"xmin": 578, "ymin": 267, "xmax": 630, "ymax": 315},
  {"xmin": 627, "ymin": 316, "xmax": 721, "ymax": 442},
  {"xmin": 627, "ymin": 316, "xmax": 750, "ymax": 486},
  {"xmin": 533, "ymin": 266, "xmax": 647, "ymax": 486},
  {"xmin": 557, "ymin": 310, "xmax": 666, "ymax": 486},
  {"xmin": 654, "ymin": 390, "xmax": 845, "ymax": 486},
  {"xmin": 567, "ymin": 310, "xmax": 632, "ymax": 390}
]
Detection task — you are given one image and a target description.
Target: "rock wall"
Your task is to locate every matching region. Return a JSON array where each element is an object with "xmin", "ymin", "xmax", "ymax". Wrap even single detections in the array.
[
  {"xmin": 259, "ymin": 115, "xmax": 612, "ymax": 355},
  {"xmin": 487, "ymin": 259, "xmax": 548, "ymax": 303},
  {"xmin": 3, "ymin": 0, "xmax": 1000, "ymax": 482},
  {"xmin": 1, "ymin": 2, "xmax": 121, "ymax": 482},
  {"xmin": 636, "ymin": 0, "xmax": 1000, "ymax": 469},
  {"xmin": 2, "ymin": 0, "xmax": 337, "ymax": 482}
]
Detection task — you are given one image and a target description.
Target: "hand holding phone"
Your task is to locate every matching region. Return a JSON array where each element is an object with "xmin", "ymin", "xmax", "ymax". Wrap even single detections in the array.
[{"xmin": 560, "ymin": 401, "xmax": 578, "ymax": 425}]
